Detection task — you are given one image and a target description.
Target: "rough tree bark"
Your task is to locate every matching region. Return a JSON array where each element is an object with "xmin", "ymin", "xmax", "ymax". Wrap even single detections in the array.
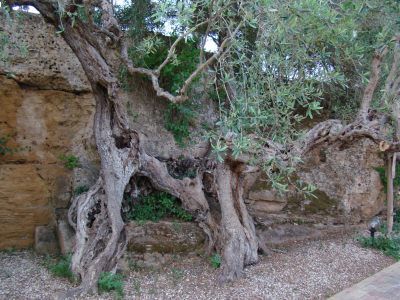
[
  {"xmin": 387, "ymin": 154, "xmax": 394, "ymax": 237},
  {"xmin": 5, "ymin": 0, "xmax": 400, "ymax": 297},
  {"xmin": 215, "ymin": 161, "xmax": 258, "ymax": 282}
]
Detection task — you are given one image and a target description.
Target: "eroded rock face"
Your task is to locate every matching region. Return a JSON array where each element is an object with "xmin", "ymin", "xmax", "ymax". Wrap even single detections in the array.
[
  {"xmin": 257, "ymin": 224, "xmax": 324, "ymax": 244},
  {"xmin": 34, "ymin": 226, "xmax": 59, "ymax": 254},
  {"xmin": 126, "ymin": 221, "xmax": 206, "ymax": 254},
  {"xmin": 245, "ymin": 139, "xmax": 385, "ymax": 225},
  {"xmin": 1, "ymin": 12, "xmax": 90, "ymax": 92},
  {"xmin": 56, "ymin": 219, "xmax": 76, "ymax": 256},
  {"xmin": 117, "ymin": 82, "xmax": 218, "ymax": 158},
  {"xmin": 297, "ymin": 140, "xmax": 384, "ymax": 221}
]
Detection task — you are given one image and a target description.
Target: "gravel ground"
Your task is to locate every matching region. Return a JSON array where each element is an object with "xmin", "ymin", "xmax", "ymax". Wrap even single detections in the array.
[{"xmin": 0, "ymin": 228, "xmax": 396, "ymax": 300}]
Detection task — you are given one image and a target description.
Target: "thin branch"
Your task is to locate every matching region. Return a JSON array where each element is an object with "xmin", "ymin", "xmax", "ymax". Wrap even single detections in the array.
[
  {"xmin": 391, "ymin": 75, "xmax": 400, "ymax": 95},
  {"xmin": 199, "ymin": 0, "xmax": 214, "ymax": 64},
  {"xmin": 120, "ymin": 39, "xmax": 186, "ymax": 102},
  {"xmin": 178, "ymin": 20, "xmax": 245, "ymax": 100},
  {"xmin": 120, "ymin": 9, "xmax": 244, "ymax": 104},
  {"xmin": 155, "ymin": 1, "xmax": 237, "ymax": 76},
  {"xmin": 382, "ymin": 34, "xmax": 400, "ymax": 100},
  {"xmin": 357, "ymin": 46, "xmax": 389, "ymax": 121},
  {"xmin": 155, "ymin": 19, "xmax": 210, "ymax": 75},
  {"xmin": 10, "ymin": 0, "xmax": 58, "ymax": 23},
  {"xmin": 83, "ymin": 0, "xmax": 95, "ymax": 29}
]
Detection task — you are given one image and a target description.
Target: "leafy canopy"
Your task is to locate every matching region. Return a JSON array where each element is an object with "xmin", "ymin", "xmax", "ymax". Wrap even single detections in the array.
[{"xmin": 149, "ymin": 0, "xmax": 400, "ymax": 192}]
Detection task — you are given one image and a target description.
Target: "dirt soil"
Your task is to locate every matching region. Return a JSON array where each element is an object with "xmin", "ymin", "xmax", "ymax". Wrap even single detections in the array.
[{"xmin": 0, "ymin": 227, "xmax": 396, "ymax": 300}]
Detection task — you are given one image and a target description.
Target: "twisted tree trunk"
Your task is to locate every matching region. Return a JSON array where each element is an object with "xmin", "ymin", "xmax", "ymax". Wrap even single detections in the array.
[{"xmin": 215, "ymin": 162, "xmax": 258, "ymax": 282}]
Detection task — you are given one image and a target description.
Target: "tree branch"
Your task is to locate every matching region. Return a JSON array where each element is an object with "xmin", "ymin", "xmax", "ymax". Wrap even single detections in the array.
[
  {"xmin": 199, "ymin": 0, "xmax": 214, "ymax": 64},
  {"xmin": 382, "ymin": 34, "xmax": 400, "ymax": 101},
  {"xmin": 120, "ymin": 7, "xmax": 244, "ymax": 104},
  {"xmin": 357, "ymin": 46, "xmax": 389, "ymax": 121},
  {"xmin": 155, "ymin": 19, "xmax": 210, "ymax": 76}
]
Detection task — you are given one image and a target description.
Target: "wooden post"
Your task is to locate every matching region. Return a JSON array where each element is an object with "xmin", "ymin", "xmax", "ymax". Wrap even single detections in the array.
[{"xmin": 387, "ymin": 155, "xmax": 394, "ymax": 238}]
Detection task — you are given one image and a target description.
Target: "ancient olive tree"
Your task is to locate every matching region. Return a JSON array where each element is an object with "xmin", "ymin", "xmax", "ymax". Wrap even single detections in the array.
[{"xmin": 2, "ymin": 0, "xmax": 400, "ymax": 297}]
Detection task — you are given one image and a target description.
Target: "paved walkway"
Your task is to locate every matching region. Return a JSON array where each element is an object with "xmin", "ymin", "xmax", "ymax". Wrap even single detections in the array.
[{"xmin": 329, "ymin": 261, "xmax": 400, "ymax": 300}]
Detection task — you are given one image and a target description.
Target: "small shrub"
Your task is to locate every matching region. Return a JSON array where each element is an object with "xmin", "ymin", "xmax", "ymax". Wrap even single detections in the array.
[
  {"xmin": 171, "ymin": 269, "xmax": 184, "ymax": 286},
  {"xmin": 394, "ymin": 207, "xmax": 400, "ymax": 224},
  {"xmin": 210, "ymin": 254, "xmax": 221, "ymax": 269},
  {"xmin": 75, "ymin": 185, "xmax": 89, "ymax": 196},
  {"xmin": 47, "ymin": 255, "xmax": 75, "ymax": 283},
  {"xmin": 372, "ymin": 162, "xmax": 400, "ymax": 195},
  {"xmin": 173, "ymin": 219, "xmax": 182, "ymax": 231},
  {"xmin": 59, "ymin": 153, "xmax": 79, "ymax": 169},
  {"xmin": 127, "ymin": 258, "xmax": 140, "ymax": 271},
  {"xmin": 357, "ymin": 234, "xmax": 400, "ymax": 260},
  {"xmin": 357, "ymin": 215, "xmax": 400, "ymax": 261},
  {"xmin": 164, "ymin": 101, "xmax": 198, "ymax": 148},
  {"xmin": 125, "ymin": 191, "xmax": 192, "ymax": 223},
  {"xmin": 98, "ymin": 271, "xmax": 124, "ymax": 296}
]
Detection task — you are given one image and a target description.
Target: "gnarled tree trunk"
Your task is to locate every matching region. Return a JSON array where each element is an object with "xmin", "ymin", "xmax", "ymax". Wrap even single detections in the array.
[{"xmin": 215, "ymin": 161, "xmax": 258, "ymax": 282}]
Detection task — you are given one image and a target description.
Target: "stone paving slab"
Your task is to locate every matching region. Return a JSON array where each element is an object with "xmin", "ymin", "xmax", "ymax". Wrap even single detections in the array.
[{"xmin": 329, "ymin": 261, "xmax": 400, "ymax": 300}]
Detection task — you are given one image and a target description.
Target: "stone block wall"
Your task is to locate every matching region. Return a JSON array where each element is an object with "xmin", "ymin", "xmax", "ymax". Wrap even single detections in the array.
[{"xmin": 0, "ymin": 76, "xmax": 96, "ymax": 250}]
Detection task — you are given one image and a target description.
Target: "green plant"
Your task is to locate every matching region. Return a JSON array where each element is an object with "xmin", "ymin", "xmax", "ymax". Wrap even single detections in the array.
[
  {"xmin": 171, "ymin": 269, "xmax": 184, "ymax": 286},
  {"xmin": 134, "ymin": 36, "xmax": 204, "ymax": 147},
  {"xmin": 131, "ymin": 36, "xmax": 202, "ymax": 95},
  {"xmin": 53, "ymin": 1, "xmax": 84, "ymax": 34},
  {"xmin": 319, "ymin": 241, "xmax": 324, "ymax": 250},
  {"xmin": 125, "ymin": 191, "xmax": 192, "ymax": 223},
  {"xmin": 201, "ymin": 122, "xmax": 212, "ymax": 131},
  {"xmin": 47, "ymin": 255, "xmax": 75, "ymax": 283},
  {"xmin": 98, "ymin": 271, "xmax": 124, "ymax": 296},
  {"xmin": 134, "ymin": 281, "xmax": 141, "ymax": 294},
  {"xmin": 357, "ymin": 211, "xmax": 400, "ymax": 260},
  {"xmin": 164, "ymin": 101, "xmax": 198, "ymax": 148},
  {"xmin": 394, "ymin": 208, "xmax": 400, "ymax": 224},
  {"xmin": 0, "ymin": 6, "xmax": 29, "ymax": 68},
  {"xmin": 372, "ymin": 162, "xmax": 400, "ymax": 195},
  {"xmin": 2, "ymin": 248, "xmax": 15, "ymax": 255},
  {"xmin": 357, "ymin": 234, "xmax": 400, "ymax": 260},
  {"xmin": 127, "ymin": 257, "xmax": 140, "ymax": 271},
  {"xmin": 173, "ymin": 220, "xmax": 182, "ymax": 231},
  {"xmin": 119, "ymin": 35, "xmax": 206, "ymax": 147},
  {"xmin": 376, "ymin": 219, "xmax": 400, "ymax": 235},
  {"xmin": 132, "ymin": 113, "xmax": 142, "ymax": 122},
  {"xmin": 75, "ymin": 185, "xmax": 89, "ymax": 196},
  {"xmin": 210, "ymin": 254, "xmax": 221, "ymax": 269},
  {"xmin": 168, "ymin": 168, "xmax": 197, "ymax": 180},
  {"xmin": 59, "ymin": 153, "xmax": 79, "ymax": 169},
  {"xmin": 0, "ymin": 132, "xmax": 29, "ymax": 156}
]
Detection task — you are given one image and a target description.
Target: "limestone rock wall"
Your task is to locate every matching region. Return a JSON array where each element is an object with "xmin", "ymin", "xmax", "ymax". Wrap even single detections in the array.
[
  {"xmin": 1, "ymin": 12, "xmax": 90, "ymax": 92},
  {"xmin": 0, "ymin": 76, "xmax": 96, "ymax": 250},
  {"xmin": 245, "ymin": 139, "xmax": 385, "ymax": 225}
]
